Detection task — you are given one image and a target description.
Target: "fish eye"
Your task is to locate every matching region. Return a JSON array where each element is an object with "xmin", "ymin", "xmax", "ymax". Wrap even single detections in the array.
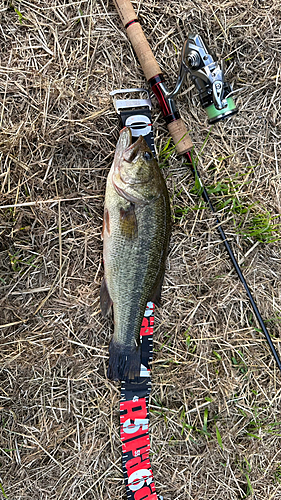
[{"xmin": 143, "ymin": 151, "xmax": 153, "ymax": 161}]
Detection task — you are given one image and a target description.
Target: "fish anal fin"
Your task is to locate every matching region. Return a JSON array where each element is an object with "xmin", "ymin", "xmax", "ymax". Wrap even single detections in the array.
[
  {"xmin": 100, "ymin": 278, "xmax": 113, "ymax": 317},
  {"xmin": 149, "ymin": 273, "xmax": 164, "ymax": 308},
  {"xmin": 120, "ymin": 204, "xmax": 138, "ymax": 239}
]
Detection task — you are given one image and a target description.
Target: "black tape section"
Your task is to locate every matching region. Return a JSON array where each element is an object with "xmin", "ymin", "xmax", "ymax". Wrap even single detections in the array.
[{"xmin": 125, "ymin": 19, "xmax": 139, "ymax": 29}]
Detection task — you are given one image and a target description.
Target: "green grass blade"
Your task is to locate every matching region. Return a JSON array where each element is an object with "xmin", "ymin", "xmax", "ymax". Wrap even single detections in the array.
[
  {"xmin": 0, "ymin": 482, "xmax": 8, "ymax": 499},
  {"xmin": 216, "ymin": 425, "xmax": 223, "ymax": 450},
  {"xmin": 245, "ymin": 472, "xmax": 253, "ymax": 495}
]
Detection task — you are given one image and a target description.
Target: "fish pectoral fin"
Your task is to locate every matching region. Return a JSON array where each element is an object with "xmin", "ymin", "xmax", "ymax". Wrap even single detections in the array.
[
  {"xmin": 101, "ymin": 208, "xmax": 110, "ymax": 240},
  {"xmin": 120, "ymin": 203, "xmax": 138, "ymax": 239},
  {"xmin": 149, "ymin": 273, "xmax": 164, "ymax": 308},
  {"xmin": 100, "ymin": 278, "xmax": 113, "ymax": 316}
]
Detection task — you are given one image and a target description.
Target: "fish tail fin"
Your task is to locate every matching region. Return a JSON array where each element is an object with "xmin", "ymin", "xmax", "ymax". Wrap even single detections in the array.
[{"xmin": 107, "ymin": 340, "xmax": 141, "ymax": 382}]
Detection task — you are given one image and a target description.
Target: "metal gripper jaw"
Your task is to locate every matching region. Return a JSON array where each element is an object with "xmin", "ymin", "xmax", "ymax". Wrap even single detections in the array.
[{"xmin": 170, "ymin": 33, "xmax": 238, "ymax": 124}]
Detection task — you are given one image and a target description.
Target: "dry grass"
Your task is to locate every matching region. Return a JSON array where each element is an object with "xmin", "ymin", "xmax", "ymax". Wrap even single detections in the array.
[{"xmin": 0, "ymin": 0, "xmax": 281, "ymax": 499}]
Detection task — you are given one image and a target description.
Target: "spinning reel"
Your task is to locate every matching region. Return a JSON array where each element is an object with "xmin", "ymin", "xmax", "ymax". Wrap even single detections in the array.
[{"xmin": 151, "ymin": 33, "xmax": 238, "ymax": 125}]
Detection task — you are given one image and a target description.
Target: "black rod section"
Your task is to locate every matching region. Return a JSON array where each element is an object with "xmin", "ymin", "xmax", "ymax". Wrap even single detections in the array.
[{"xmin": 186, "ymin": 153, "xmax": 281, "ymax": 372}]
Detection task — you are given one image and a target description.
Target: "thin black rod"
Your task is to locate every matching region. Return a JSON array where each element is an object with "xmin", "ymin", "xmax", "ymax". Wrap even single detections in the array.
[{"xmin": 186, "ymin": 153, "xmax": 281, "ymax": 372}]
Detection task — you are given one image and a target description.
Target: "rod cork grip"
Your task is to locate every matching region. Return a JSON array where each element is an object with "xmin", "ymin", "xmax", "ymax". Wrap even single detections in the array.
[
  {"xmin": 113, "ymin": 0, "xmax": 137, "ymax": 26},
  {"xmin": 113, "ymin": 0, "xmax": 161, "ymax": 81},
  {"xmin": 127, "ymin": 23, "xmax": 161, "ymax": 81},
  {"xmin": 167, "ymin": 119, "xmax": 193, "ymax": 154}
]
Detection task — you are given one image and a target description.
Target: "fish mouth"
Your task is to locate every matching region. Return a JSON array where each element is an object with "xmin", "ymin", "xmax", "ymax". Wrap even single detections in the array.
[
  {"xmin": 122, "ymin": 135, "xmax": 144, "ymax": 164},
  {"xmin": 112, "ymin": 128, "xmax": 150, "ymax": 203},
  {"xmin": 120, "ymin": 136, "xmax": 149, "ymax": 188},
  {"xmin": 117, "ymin": 127, "xmax": 147, "ymax": 164},
  {"xmin": 114, "ymin": 128, "xmax": 147, "ymax": 182}
]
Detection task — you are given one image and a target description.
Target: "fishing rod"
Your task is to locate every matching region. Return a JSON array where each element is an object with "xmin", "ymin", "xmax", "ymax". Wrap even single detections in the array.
[{"xmin": 112, "ymin": 0, "xmax": 281, "ymax": 372}]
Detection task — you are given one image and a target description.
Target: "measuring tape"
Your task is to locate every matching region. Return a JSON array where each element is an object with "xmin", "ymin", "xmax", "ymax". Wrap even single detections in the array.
[
  {"xmin": 120, "ymin": 302, "xmax": 161, "ymax": 499},
  {"xmin": 110, "ymin": 89, "xmax": 163, "ymax": 500}
]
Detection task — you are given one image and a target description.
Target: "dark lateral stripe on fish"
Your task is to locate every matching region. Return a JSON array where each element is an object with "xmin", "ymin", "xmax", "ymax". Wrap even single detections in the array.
[{"xmin": 107, "ymin": 340, "xmax": 141, "ymax": 382}]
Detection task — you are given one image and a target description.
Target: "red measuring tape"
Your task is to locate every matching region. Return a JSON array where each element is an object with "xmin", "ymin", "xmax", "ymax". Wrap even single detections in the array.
[
  {"xmin": 120, "ymin": 302, "xmax": 160, "ymax": 499},
  {"xmin": 111, "ymin": 90, "xmax": 163, "ymax": 499}
]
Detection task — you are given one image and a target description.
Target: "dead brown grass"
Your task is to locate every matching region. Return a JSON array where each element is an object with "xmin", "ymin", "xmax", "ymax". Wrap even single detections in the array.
[{"xmin": 0, "ymin": 0, "xmax": 281, "ymax": 499}]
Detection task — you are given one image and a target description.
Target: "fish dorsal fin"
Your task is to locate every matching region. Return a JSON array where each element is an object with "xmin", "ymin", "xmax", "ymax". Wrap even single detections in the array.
[
  {"xmin": 100, "ymin": 278, "xmax": 113, "ymax": 317},
  {"xmin": 120, "ymin": 203, "xmax": 138, "ymax": 239}
]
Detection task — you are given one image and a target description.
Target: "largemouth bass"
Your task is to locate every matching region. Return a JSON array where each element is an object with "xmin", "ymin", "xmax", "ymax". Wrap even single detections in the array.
[{"xmin": 100, "ymin": 127, "xmax": 171, "ymax": 381}]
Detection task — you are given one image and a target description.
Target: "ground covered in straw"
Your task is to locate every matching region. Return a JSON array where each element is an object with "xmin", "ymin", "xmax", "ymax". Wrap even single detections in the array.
[{"xmin": 0, "ymin": 1, "xmax": 281, "ymax": 499}]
